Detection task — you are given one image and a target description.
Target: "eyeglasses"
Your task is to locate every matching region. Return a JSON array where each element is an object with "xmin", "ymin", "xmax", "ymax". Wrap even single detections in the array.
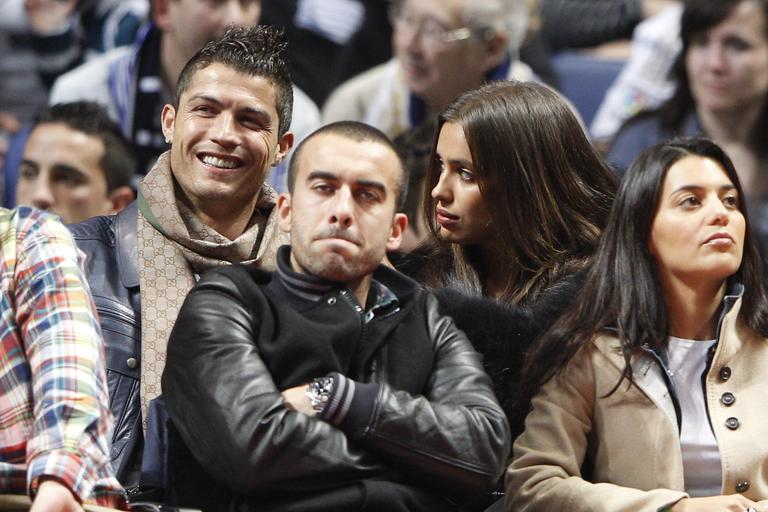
[{"xmin": 388, "ymin": 1, "xmax": 492, "ymax": 47}]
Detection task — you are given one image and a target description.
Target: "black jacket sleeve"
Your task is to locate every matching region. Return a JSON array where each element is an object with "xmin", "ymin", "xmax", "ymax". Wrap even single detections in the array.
[
  {"xmin": 322, "ymin": 294, "xmax": 511, "ymax": 497},
  {"xmin": 162, "ymin": 269, "xmax": 385, "ymax": 495}
]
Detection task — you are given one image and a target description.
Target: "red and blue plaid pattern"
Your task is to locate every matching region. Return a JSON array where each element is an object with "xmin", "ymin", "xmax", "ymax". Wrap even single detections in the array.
[{"xmin": 0, "ymin": 207, "xmax": 124, "ymax": 507}]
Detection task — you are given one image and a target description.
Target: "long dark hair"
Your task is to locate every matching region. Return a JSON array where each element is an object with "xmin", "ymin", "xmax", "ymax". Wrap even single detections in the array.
[
  {"xmin": 516, "ymin": 137, "xmax": 768, "ymax": 430},
  {"xmin": 658, "ymin": 0, "xmax": 768, "ymax": 158},
  {"xmin": 420, "ymin": 80, "xmax": 617, "ymax": 304}
]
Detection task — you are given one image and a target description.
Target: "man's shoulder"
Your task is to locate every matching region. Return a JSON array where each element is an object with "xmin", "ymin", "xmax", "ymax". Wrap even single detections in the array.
[
  {"xmin": 321, "ymin": 60, "xmax": 396, "ymax": 123},
  {"xmin": 49, "ymin": 46, "xmax": 133, "ymax": 107},
  {"xmin": 68, "ymin": 213, "xmax": 118, "ymax": 244},
  {"xmin": 335, "ymin": 60, "xmax": 394, "ymax": 95},
  {"xmin": 67, "ymin": 204, "xmax": 140, "ymax": 292},
  {"xmin": 0, "ymin": 207, "xmax": 82, "ymax": 277},
  {"xmin": 198, "ymin": 265, "xmax": 274, "ymax": 296},
  {"xmin": 1, "ymin": 205, "xmax": 45, "ymax": 232},
  {"xmin": 2, "ymin": 206, "xmax": 72, "ymax": 245}
]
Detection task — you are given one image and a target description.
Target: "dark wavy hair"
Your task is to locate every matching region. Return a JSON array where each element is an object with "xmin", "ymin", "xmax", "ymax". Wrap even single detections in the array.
[
  {"xmin": 515, "ymin": 137, "xmax": 768, "ymax": 433},
  {"xmin": 657, "ymin": 0, "xmax": 768, "ymax": 158},
  {"xmin": 420, "ymin": 80, "xmax": 617, "ymax": 304}
]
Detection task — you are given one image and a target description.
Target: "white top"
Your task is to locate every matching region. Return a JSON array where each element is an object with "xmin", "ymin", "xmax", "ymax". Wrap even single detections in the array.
[{"xmin": 666, "ymin": 336, "xmax": 722, "ymax": 497}]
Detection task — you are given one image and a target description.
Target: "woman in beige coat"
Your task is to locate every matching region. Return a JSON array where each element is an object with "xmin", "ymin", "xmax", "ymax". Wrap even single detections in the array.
[{"xmin": 508, "ymin": 137, "xmax": 768, "ymax": 512}]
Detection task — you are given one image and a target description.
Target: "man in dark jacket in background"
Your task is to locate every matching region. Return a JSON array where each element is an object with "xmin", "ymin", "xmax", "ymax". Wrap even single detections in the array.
[{"xmin": 162, "ymin": 121, "xmax": 509, "ymax": 512}]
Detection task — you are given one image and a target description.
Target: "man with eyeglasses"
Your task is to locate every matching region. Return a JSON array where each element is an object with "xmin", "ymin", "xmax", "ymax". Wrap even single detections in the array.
[{"xmin": 322, "ymin": 0, "xmax": 533, "ymax": 138}]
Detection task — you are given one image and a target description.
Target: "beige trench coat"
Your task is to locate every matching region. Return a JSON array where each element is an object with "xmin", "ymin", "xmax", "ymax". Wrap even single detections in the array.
[{"xmin": 507, "ymin": 296, "xmax": 768, "ymax": 512}]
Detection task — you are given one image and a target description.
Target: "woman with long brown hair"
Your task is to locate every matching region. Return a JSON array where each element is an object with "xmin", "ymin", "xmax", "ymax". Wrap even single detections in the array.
[
  {"xmin": 401, "ymin": 80, "xmax": 617, "ymax": 432},
  {"xmin": 418, "ymin": 80, "xmax": 616, "ymax": 303}
]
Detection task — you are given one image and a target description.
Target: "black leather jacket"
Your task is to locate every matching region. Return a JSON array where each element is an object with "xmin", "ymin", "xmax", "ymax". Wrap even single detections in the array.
[
  {"xmin": 68, "ymin": 203, "xmax": 141, "ymax": 482},
  {"xmin": 162, "ymin": 260, "xmax": 510, "ymax": 511}
]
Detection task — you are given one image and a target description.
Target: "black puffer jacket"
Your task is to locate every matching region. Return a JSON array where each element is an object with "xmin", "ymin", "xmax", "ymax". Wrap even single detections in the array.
[{"xmin": 161, "ymin": 252, "xmax": 510, "ymax": 512}]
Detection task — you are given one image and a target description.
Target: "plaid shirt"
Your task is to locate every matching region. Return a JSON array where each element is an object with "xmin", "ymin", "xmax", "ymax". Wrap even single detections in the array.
[{"xmin": 0, "ymin": 207, "xmax": 124, "ymax": 506}]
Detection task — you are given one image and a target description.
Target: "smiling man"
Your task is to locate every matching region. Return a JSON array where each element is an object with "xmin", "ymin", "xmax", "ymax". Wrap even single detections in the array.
[
  {"xmin": 66, "ymin": 25, "xmax": 293, "ymax": 491},
  {"xmin": 49, "ymin": 0, "xmax": 320, "ymax": 191},
  {"xmin": 161, "ymin": 121, "xmax": 509, "ymax": 512}
]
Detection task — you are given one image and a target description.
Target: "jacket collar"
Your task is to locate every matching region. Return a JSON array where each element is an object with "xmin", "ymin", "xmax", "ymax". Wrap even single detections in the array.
[
  {"xmin": 275, "ymin": 245, "xmax": 401, "ymax": 318},
  {"xmin": 275, "ymin": 245, "xmax": 336, "ymax": 301},
  {"xmin": 715, "ymin": 281, "xmax": 743, "ymax": 339},
  {"xmin": 594, "ymin": 283, "xmax": 746, "ymax": 430},
  {"xmin": 116, "ymin": 201, "xmax": 140, "ymax": 288}
]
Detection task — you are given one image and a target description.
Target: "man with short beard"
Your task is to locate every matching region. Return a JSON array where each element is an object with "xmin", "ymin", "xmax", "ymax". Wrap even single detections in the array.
[{"xmin": 161, "ymin": 121, "xmax": 510, "ymax": 512}]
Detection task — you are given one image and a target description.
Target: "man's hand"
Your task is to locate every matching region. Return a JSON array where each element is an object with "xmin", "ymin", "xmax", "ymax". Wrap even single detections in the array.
[
  {"xmin": 670, "ymin": 495, "xmax": 759, "ymax": 511},
  {"xmin": 30, "ymin": 479, "xmax": 83, "ymax": 512},
  {"xmin": 25, "ymin": 0, "xmax": 77, "ymax": 34},
  {"xmin": 281, "ymin": 384, "xmax": 317, "ymax": 416}
]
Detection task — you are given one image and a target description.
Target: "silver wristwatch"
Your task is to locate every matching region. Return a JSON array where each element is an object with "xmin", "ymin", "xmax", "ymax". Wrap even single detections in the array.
[{"xmin": 306, "ymin": 375, "xmax": 335, "ymax": 415}]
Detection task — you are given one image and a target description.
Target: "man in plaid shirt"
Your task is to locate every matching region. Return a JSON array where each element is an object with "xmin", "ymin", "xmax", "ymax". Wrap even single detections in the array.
[{"xmin": 0, "ymin": 206, "xmax": 124, "ymax": 509}]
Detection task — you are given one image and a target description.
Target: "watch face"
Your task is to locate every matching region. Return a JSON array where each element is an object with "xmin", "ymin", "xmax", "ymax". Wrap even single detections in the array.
[{"xmin": 308, "ymin": 376, "xmax": 334, "ymax": 414}]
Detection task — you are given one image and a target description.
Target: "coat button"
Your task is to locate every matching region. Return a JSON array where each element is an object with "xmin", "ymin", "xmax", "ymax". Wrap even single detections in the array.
[
  {"xmin": 720, "ymin": 392, "xmax": 736, "ymax": 406},
  {"xmin": 719, "ymin": 366, "xmax": 732, "ymax": 381},
  {"xmin": 327, "ymin": 297, "xmax": 336, "ymax": 305},
  {"xmin": 735, "ymin": 480, "xmax": 750, "ymax": 492},
  {"xmin": 126, "ymin": 357, "xmax": 138, "ymax": 369},
  {"xmin": 725, "ymin": 417, "xmax": 740, "ymax": 430}
]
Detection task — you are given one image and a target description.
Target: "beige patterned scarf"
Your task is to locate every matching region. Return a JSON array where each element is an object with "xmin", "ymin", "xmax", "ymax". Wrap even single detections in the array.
[{"xmin": 136, "ymin": 152, "xmax": 288, "ymax": 425}]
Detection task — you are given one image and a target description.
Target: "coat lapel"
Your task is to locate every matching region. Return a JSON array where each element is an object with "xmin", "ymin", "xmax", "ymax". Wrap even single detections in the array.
[{"xmin": 595, "ymin": 336, "xmax": 679, "ymax": 430}]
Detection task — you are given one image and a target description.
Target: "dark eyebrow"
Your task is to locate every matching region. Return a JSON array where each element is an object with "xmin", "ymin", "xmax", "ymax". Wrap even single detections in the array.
[
  {"xmin": 189, "ymin": 94, "xmax": 273, "ymax": 123},
  {"xmin": 51, "ymin": 164, "xmax": 89, "ymax": 180},
  {"xmin": 449, "ymin": 159, "xmax": 474, "ymax": 168},
  {"xmin": 672, "ymin": 184, "xmax": 737, "ymax": 194},
  {"xmin": 436, "ymin": 152, "xmax": 474, "ymax": 168},
  {"xmin": 306, "ymin": 171, "xmax": 388, "ymax": 195},
  {"xmin": 189, "ymin": 94, "xmax": 222, "ymax": 106},
  {"xmin": 306, "ymin": 170, "xmax": 340, "ymax": 183},
  {"xmin": 355, "ymin": 179, "xmax": 387, "ymax": 196}
]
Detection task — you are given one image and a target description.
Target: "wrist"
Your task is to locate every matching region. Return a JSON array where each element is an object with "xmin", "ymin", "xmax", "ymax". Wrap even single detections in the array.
[
  {"xmin": 33, "ymin": 478, "xmax": 80, "ymax": 504},
  {"xmin": 306, "ymin": 375, "xmax": 335, "ymax": 417}
]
